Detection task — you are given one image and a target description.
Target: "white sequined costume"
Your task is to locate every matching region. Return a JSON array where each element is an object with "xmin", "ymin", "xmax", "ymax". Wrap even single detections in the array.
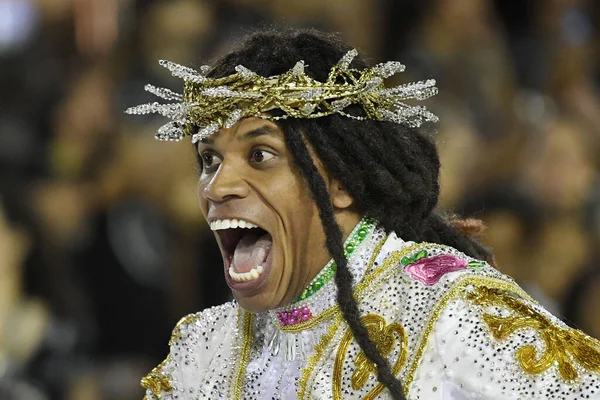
[{"xmin": 141, "ymin": 223, "xmax": 600, "ymax": 399}]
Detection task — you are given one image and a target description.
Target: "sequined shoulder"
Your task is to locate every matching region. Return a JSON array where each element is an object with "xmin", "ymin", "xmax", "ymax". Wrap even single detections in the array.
[
  {"xmin": 141, "ymin": 301, "xmax": 239, "ymax": 400},
  {"xmin": 420, "ymin": 269, "xmax": 600, "ymax": 399},
  {"xmin": 168, "ymin": 301, "xmax": 237, "ymax": 346}
]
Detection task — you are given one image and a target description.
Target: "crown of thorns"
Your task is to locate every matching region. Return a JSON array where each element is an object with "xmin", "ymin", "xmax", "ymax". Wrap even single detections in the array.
[{"xmin": 126, "ymin": 49, "xmax": 439, "ymax": 143}]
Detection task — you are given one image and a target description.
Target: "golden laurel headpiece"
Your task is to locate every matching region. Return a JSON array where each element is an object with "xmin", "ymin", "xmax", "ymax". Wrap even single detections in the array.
[{"xmin": 126, "ymin": 49, "xmax": 439, "ymax": 143}]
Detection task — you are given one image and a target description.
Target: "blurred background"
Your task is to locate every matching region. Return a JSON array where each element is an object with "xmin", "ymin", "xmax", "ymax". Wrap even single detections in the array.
[{"xmin": 0, "ymin": 0, "xmax": 599, "ymax": 398}]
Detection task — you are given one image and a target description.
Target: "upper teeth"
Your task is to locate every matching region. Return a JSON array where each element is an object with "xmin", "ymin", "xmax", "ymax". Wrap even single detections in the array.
[{"xmin": 210, "ymin": 218, "xmax": 259, "ymax": 231}]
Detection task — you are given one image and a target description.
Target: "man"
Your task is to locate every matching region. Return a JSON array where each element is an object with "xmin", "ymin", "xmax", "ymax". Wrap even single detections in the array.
[{"xmin": 127, "ymin": 29, "xmax": 600, "ymax": 399}]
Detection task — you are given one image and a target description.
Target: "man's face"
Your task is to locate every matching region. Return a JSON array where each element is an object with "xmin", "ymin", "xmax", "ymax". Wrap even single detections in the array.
[{"xmin": 196, "ymin": 118, "xmax": 346, "ymax": 312}]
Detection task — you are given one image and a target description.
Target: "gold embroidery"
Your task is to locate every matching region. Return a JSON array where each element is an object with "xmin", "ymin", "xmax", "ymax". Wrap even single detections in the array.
[
  {"xmin": 141, "ymin": 356, "xmax": 172, "ymax": 399},
  {"xmin": 300, "ymin": 241, "xmax": 409, "ymax": 398},
  {"xmin": 467, "ymin": 286, "xmax": 600, "ymax": 381},
  {"xmin": 297, "ymin": 235, "xmax": 388, "ymax": 398},
  {"xmin": 300, "ymin": 240, "xmax": 583, "ymax": 397},
  {"xmin": 348, "ymin": 241, "xmax": 533, "ymax": 392},
  {"xmin": 232, "ymin": 310, "xmax": 254, "ymax": 400},
  {"xmin": 333, "ymin": 314, "xmax": 408, "ymax": 400},
  {"xmin": 402, "ymin": 275, "xmax": 531, "ymax": 392}
]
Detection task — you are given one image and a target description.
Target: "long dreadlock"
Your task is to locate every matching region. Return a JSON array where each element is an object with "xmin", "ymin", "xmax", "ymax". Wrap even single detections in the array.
[{"xmin": 204, "ymin": 28, "xmax": 492, "ymax": 400}]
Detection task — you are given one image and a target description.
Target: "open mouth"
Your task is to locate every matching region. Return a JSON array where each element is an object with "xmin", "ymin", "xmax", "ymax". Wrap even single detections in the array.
[{"xmin": 211, "ymin": 219, "xmax": 273, "ymax": 284}]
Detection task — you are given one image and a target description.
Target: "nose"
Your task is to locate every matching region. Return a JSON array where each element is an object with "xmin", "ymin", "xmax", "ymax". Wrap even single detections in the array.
[{"xmin": 202, "ymin": 162, "xmax": 250, "ymax": 203}]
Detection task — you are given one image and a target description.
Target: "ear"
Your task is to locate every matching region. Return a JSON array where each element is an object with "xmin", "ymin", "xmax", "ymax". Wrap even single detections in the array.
[{"xmin": 329, "ymin": 177, "xmax": 354, "ymax": 210}]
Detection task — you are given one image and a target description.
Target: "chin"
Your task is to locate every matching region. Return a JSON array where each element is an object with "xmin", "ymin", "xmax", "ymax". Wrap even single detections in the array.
[
  {"xmin": 233, "ymin": 292, "xmax": 282, "ymax": 313},
  {"xmin": 231, "ymin": 268, "xmax": 294, "ymax": 313}
]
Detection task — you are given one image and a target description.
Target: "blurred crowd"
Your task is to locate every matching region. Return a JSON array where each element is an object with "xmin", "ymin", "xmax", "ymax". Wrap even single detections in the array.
[{"xmin": 0, "ymin": 0, "xmax": 599, "ymax": 399}]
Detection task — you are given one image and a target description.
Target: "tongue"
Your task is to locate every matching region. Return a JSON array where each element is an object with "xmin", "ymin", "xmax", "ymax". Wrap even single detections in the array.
[{"xmin": 232, "ymin": 232, "xmax": 272, "ymax": 273}]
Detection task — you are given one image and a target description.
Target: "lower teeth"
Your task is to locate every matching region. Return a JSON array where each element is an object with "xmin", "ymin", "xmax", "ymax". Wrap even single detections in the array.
[{"xmin": 229, "ymin": 265, "xmax": 264, "ymax": 282}]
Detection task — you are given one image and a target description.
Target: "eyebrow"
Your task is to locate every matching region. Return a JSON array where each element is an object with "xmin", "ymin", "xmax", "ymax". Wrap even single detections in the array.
[
  {"xmin": 241, "ymin": 125, "xmax": 283, "ymax": 141},
  {"xmin": 199, "ymin": 124, "xmax": 283, "ymax": 145}
]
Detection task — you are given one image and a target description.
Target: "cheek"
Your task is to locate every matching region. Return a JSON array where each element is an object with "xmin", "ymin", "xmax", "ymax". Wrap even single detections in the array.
[
  {"xmin": 267, "ymin": 172, "xmax": 317, "ymax": 234},
  {"xmin": 276, "ymin": 167, "xmax": 311, "ymax": 202},
  {"xmin": 272, "ymin": 183, "xmax": 309, "ymax": 217}
]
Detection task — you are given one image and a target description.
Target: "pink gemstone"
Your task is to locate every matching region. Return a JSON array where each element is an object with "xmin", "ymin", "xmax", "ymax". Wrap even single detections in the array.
[
  {"xmin": 301, "ymin": 314, "xmax": 310, "ymax": 321},
  {"xmin": 292, "ymin": 310, "xmax": 300, "ymax": 317},
  {"xmin": 301, "ymin": 306, "xmax": 310, "ymax": 314},
  {"xmin": 288, "ymin": 317, "xmax": 297, "ymax": 325}
]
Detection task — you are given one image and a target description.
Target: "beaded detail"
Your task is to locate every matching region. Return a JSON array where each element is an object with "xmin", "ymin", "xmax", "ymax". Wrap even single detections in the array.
[{"xmin": 277, "ymin": 306, "xmax": 312, "ymax": 326}]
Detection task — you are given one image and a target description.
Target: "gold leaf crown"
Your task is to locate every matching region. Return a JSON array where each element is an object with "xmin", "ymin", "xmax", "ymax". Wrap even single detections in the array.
[{"xmin": 126, "ymin": 49, "xmax": 439, "ymax": 143}]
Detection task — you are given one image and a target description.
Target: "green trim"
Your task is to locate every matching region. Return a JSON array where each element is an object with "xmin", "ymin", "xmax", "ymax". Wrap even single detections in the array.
[{"xmin": 293, "ymin": 217, "xmax": 375, "ymax": 303}]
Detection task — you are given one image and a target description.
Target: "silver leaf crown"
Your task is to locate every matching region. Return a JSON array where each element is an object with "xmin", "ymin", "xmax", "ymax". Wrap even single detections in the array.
[{"xmin": 126, "ymin": 49, "xmax": 439, "ymax": 143}]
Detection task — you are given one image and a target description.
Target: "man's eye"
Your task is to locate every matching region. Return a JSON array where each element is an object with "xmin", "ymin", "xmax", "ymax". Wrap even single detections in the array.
[
  {"xmin": 250, "ymin": 150, "xmax": 275, "ymax": 163},
  {"xmin": 201, "ymin": 152, "xmax": 222, "ymax": 172}
]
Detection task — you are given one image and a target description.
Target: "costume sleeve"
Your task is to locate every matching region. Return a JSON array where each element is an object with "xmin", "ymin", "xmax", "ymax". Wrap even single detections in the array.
[
  {"xmin": 140, "ymin": 302, "xmax": 238, "ymax": 400},
  {"xmin": 430, "ymin": 284, "xmax": 600, "ymax": 399}
]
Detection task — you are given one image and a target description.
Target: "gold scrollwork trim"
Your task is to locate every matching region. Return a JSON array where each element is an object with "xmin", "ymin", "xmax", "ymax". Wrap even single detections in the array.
[
  {"xmin": 468, "ymin": 286, "xmax": 600, "ymax": 381},
  {"xmin": 402, "ymin": 275, "xmax": 533, "ymax": 392},
  {"xmin": 298, "ymin": 241, "xmax": 518, "ymax": 396},
  {"xmin": 297, "ymin": 235, "xmax": 388, "ymax": 398},
  {"xmin": 298, "ymin": 241, "xmax": 543, "ymax": 398},
  {"xmin": 232, "ymin": 310, "xmax": 254, "ymax": 400},
  {"xmin": 333, "ymin": 314, "xmax": 408, "ymax": 400},
  {"xmin": 345, "ymin": 241, "xmax": 537, "ymax": 393}
]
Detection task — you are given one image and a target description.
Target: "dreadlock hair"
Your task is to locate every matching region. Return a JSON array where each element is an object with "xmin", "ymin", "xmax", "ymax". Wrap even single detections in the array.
[{"xmin": 204, "ymin": 28, "xmax": 493, "ymax": 400}]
